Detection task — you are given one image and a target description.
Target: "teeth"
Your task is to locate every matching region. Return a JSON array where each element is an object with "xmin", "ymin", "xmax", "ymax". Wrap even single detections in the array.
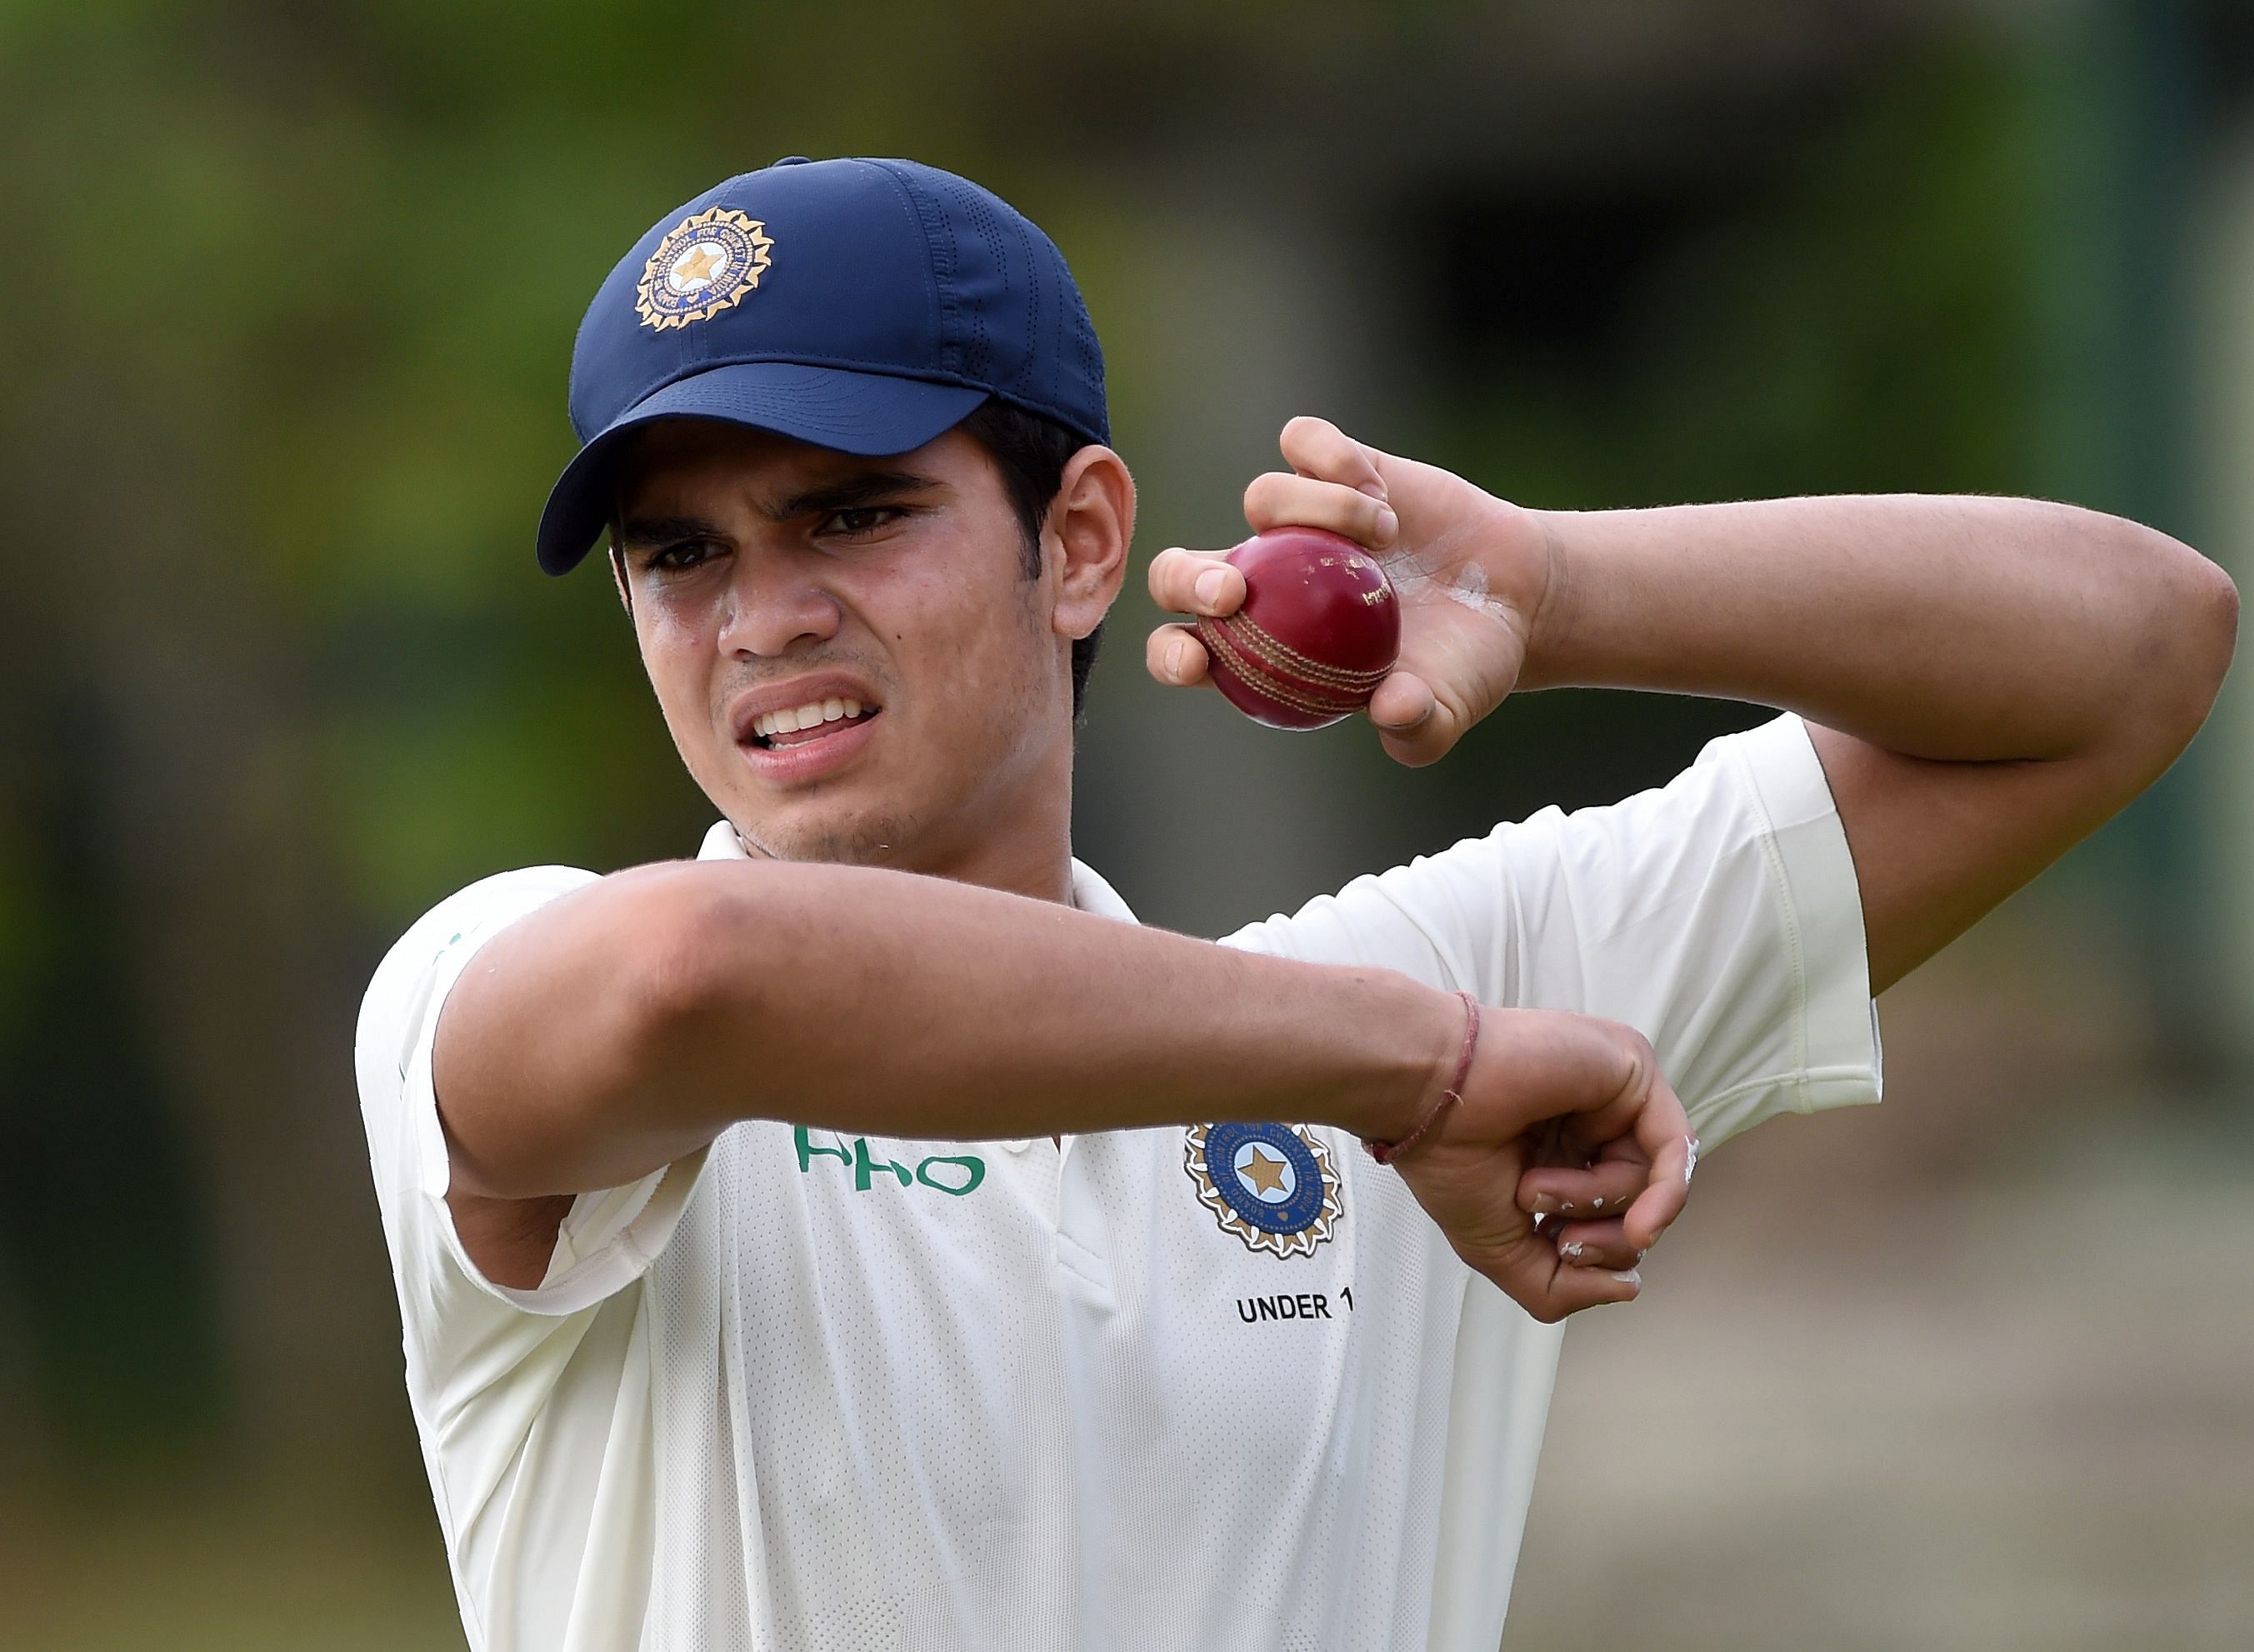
[{"xmin": 752, "ymin": 696, "xmax": 872, "ymax": 740}]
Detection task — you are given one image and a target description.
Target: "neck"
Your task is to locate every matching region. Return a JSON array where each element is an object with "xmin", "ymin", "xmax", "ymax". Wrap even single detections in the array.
[
  {"xmin": 732, "ymin": 821, "xmax": 1075, "ymax": 906},
  {"xmin": 893, "ymin": 696, "xmax": 1080, "ymax": 906},
  {"xmin": 937, "ymin": 832, "xmax": 1075, "ymax": 906},
  {"xmin": 908, "ymin": 748, "xmax": 1077, "ymax": 906}
]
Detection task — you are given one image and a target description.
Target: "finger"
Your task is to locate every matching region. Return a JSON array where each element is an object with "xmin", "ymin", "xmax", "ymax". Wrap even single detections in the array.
[
  {"xmin": 1493, "ymin": 1245, "xmax": 1642, "ymax": 1323},
  {"xmin": 1144, "ymin": 622, "xmax": 1212, "ymax": 688},
  {"xmin": 1477, "ymin": 1016, "xmax": 1692, "ymax": 1252},
  {"xmin": 1549, "ymin": 1218, "xmax": 1644, "ymax": 1272},
  {"xmin": 1517, "ymin": 1155, "xmax": 1652, "ymax": 1220},
  {"xmin": 1147, "ymin": 547, "xmax": 1246, "ymax": 617},
  {"xmin": 1277, "ymin": 415, "xmax": 1387, "ymax": 498},
  {"xmin": 1242, "ymin": 472, "xmax": 1398, "ymax": 550},
  {"xmin": 1619, "ymin": 1082, "xmax": 1695, "ymax": 1252}
]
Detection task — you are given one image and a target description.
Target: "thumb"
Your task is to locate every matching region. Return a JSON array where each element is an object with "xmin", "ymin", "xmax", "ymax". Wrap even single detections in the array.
[
  {"xmin": 1368, "ymin": 671, "xmax": 1436, "ymax": 736},
  {"xmin": 1372, "ymin": 674, "xmax": 1466, "ymax": 767}
]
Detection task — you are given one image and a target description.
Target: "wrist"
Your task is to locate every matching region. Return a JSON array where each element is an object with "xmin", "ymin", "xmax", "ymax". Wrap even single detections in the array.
[
  {"xmin": 1362, "ymin": 991, "xmax": 1479, "ymax": 1164},
  {"xmin": 1322, "ymin": 978, "xmax": 1467, "ymax": 1145},
  {"xmin": 1510, "ymin": 506, "xmax": 1583, "ymax": 691}
]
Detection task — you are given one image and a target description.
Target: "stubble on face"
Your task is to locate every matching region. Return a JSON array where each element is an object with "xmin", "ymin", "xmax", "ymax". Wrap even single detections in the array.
[
  {"xmin": 725, "ymin": 569, "xmax": 1053, "ymax": 870},
  {"xmin": 732, "ymin": 800, "xmax": 927, "ymax": 866},
  {"xmin": 697, "ymin": 637, "xmax": 921, "ymax": 865},
  {"xmin": 620, "ymin": 422, "xmax": 1073, "ymax": 885}
]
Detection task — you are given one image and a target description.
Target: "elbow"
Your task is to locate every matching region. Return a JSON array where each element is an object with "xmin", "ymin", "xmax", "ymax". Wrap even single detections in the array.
[
  {"xmin": 616, "ymin": 862, "xmax": 771, "ymax": 1061},
  {"xmin": 434, "ymin": 862, "xmax": 773, "ymax": 1202},
  {"xmin": 2114, "ymin": 523, "xmax": 2238, "ymax": 753},
  {"xmin": 2191, "ymin": 553, "xmax": 2240, "ymax": 706},
  {"xmin": 2157, "ymin": 536, "xmax": 2237, "ymax": 735},
  {"xmin": 548, "ymin": 865, "xmax": 771, "ymax": 1174}
]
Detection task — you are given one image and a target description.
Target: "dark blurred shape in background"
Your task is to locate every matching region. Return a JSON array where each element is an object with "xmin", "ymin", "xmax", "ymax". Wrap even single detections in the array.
[{"xmin": 3, "ymin": 2, "xmax": 2251, "ymax": 1646}]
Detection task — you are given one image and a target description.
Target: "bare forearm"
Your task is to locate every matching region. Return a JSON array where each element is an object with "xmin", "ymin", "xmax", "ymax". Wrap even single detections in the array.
[
  {"xmin": 437, "ymin": 860, "xmax": 1451, "ymax": 1198},
  {"xmin": 1521, "ymin": 495, "xmax": 2233, "ymax": 761}
]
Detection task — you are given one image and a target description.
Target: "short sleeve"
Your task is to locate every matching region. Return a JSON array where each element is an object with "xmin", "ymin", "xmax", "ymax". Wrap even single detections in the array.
[
  {"xmin": 354, "ymin": 866, "xmax": 711, "ymax": 1321},
  {"xmin": 1221, "ymin": 714, "xmax": 1882, "ymax": 1147},
  {"xmin": 357, "ymin": 867, "xmax": 696, "ymax": 1650}
]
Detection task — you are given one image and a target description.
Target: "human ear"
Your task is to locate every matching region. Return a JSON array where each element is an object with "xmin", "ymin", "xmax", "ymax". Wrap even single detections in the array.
[
  {"xmin": 608, "ymin": 542, "xmax": 634, "ymax": 615},
  {"xmin": 1046, "ymin": 446, "xmax": 1135, "ymax": 642}
]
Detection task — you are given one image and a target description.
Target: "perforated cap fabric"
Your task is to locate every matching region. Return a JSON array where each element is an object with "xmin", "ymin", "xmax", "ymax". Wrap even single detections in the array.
[{"xmin": 355, "ymin": 714, "xmax": 1883, "ymax": 1650}]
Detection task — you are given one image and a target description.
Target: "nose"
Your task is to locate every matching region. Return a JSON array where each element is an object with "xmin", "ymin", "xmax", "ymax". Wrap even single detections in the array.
[{"xmin": 716, "ymin": 551, "xmax": 842, "ymax": 658}]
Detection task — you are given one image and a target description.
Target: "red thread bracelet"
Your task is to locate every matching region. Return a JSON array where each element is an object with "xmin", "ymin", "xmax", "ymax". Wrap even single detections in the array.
[{"xmin": 1363, "ymin": 991, "xmax": 1480, "ymax": 1165}]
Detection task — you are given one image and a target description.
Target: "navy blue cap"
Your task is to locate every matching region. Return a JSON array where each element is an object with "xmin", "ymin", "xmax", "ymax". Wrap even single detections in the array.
[{"xmin": 536, "ymin": 157, "xmax": 1110, "ymax": 574}]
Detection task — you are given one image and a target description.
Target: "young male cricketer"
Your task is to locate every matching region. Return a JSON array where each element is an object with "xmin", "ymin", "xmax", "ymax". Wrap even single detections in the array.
[{"xmin": 355, "ymin": 157, "xmax": 2237, "ymax": 1652}]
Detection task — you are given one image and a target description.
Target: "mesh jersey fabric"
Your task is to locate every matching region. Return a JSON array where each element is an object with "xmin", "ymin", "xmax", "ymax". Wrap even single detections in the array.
[{"xmin": 355, "ymin": 712, "xmax": 1883, "ymax": 1651}]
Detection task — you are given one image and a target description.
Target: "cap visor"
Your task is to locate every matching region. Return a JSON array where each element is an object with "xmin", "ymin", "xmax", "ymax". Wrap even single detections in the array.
[{"xmin": 535, "ymin": 362, "xmax": 989, "ymax": 574}]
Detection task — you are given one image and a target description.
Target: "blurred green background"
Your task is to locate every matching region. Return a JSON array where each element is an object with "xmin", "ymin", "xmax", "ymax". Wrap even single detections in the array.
[{"xmin": 5, "ymin": 2, "xmax": 2253, "ymax": 1647}]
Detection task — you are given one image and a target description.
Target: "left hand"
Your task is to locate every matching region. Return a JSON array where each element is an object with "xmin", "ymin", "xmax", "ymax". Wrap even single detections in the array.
[
  {"xmin": 1147, "ymin": 416, "xmax": 1555, "ymax": 766},
  {"xmin": 1382, "ymin": 1005, "xmax": 1694, "ymax": 1319}
]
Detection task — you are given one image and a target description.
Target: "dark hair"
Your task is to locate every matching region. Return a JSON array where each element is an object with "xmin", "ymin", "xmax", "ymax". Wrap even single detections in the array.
[{"xmin": 956, "ymin": 397, "xmax": 1104, "ymax": 720}]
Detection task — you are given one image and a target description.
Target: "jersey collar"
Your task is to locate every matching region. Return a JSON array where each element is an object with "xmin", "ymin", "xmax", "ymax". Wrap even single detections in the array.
[{"xmin": 694, "ymin": 821, "xmax": 1140, "ymax": 926}]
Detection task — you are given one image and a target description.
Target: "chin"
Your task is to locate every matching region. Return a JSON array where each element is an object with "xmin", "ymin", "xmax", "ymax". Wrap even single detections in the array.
[{"xmin": 737, "ymin": 806, "xmax": 926, "ymax": 866}]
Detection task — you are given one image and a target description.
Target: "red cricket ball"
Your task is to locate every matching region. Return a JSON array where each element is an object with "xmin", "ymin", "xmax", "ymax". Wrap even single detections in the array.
[{"xmin": 1191, "ymin": 527, "xmax": 1402, "ymax": 730}]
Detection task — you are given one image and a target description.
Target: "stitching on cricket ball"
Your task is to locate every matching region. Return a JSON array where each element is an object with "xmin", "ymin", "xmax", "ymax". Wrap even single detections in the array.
[
  {"xmin": 1217, "ymin": 612, "xmax": 1393, "ymax": 691},
  {"xmin": 1195, "ymin": 617, "xmax": 1369, "ymax": 717}
]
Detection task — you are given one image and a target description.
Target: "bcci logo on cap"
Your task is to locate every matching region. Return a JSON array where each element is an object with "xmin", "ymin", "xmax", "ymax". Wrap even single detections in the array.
[
  {"xmin": 1184, "ymin": 1122, "xmax": 1343, "ymax": 1259},
  {"xmin": 635, "ymin": 207, "xmax": 776, "ymax": 332}
]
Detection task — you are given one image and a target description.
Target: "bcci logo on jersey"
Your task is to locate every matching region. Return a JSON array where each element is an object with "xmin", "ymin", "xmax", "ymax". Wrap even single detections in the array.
[
  {"xmin": 636, "ymin": 207, "xmax": 776, "ymax": 331},
  {"xmin": 1183, "ymin": 1122, "xmax": 1342, "ymax": 1259}
]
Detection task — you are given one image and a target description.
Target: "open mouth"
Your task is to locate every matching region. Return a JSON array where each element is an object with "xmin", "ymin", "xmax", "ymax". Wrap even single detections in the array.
[{"xmin": 746, "ymin": 696, "xmax": 882, "ymax": 751}]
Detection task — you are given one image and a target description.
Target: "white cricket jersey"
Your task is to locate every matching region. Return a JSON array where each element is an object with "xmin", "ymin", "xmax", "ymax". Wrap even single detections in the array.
[{"xmin": 356, "ymin": 713, "xmax": 1882, "ymax": 1652}]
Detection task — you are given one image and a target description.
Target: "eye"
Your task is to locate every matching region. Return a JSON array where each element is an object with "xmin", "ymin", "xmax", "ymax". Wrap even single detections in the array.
[
  {"xmin": 820, "ymin": 506, "xmax": 907, "ymax": 539},
  {"xmin": 645, "ymin": 538, "xmax": 727, "ymax": 574}
]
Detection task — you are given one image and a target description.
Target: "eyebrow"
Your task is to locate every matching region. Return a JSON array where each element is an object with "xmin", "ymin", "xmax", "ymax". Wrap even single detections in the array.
[
  {"xmin": 762, "ymin": 468, "xmax": 947, "ymax": 522},
  {"xmin": 615, "ymin": 513, "xmax": 724, "ymax": 554},
  {"xmin": 614, "ymin": 468, "xmax": 948, "ymax": 556}
]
